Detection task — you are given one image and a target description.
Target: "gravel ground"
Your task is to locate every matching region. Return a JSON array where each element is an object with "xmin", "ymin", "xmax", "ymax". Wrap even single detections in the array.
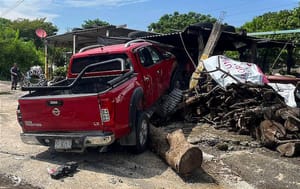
[{"xmin": 1, "ymin": 80, "xmax": 298, "ymax": 189}]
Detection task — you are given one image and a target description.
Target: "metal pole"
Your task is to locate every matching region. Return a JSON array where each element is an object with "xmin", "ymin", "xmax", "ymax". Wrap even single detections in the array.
[
  {"xmin": 250, "ymin": 42, "xmax": 257, "ymax": 63},
  {"xmin": 248, "ymin": 29, "xmax": 300, "ymax": 36},
  {"xmin": 73, "ymin": 34, "xmax": 77, "ymax": 54},
  {"xmin": 44, "ymin": 40, "xmax": 48, "ymax": 80}
]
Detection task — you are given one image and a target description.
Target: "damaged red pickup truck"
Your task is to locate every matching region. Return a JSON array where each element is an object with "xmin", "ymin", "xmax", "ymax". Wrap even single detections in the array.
[{"xmin": 17, "ymin": 40, "xmax": 177, "ymax": 153}]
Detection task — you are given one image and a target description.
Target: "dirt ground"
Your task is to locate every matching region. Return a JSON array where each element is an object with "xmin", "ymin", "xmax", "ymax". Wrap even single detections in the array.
[{"xmin": 0, "ymin": 80, "xmax": 299, "ymax": 189}]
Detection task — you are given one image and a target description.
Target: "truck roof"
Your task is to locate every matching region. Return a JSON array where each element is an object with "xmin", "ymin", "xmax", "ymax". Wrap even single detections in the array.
[{"xmin": 73, "ymin": 41, "xmax": 151, "ymax": 58}]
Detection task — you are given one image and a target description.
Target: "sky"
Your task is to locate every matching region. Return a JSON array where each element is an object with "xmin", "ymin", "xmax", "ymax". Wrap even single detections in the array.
[{"xmin": 0, "ymin": 0, "xmax": 299, "ymax": 35}]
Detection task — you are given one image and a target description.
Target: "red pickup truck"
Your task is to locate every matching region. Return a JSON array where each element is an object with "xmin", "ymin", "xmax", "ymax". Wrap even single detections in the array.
[{"xmin": 17, "ymin": 40, "xmax": 177, "ymax": 153}]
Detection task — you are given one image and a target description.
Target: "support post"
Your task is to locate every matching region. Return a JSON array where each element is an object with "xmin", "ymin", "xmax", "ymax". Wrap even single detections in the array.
[
  {"xmin": 44, "ymin": 40, "xmax": 48, "ymax": 80},
  {"xmin": 286, "ymin": 46, "xmax": 294, "ymax": 74},
  {"xmin": 250, "ymin": 42, "xmax": 257, "ymax": 63},
  {"xmin": 73, "ymin": 34, "xmax": 77, "ymax": 54}
]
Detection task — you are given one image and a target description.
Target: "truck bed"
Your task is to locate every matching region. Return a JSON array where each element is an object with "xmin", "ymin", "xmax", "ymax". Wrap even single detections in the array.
[
  {"xmin": 22, "ymin": 58, "xmax": 134, "ymax": 97},
  {"xmin": 22, "ymin": 75, "xmax": 116, "ymax": 97}
]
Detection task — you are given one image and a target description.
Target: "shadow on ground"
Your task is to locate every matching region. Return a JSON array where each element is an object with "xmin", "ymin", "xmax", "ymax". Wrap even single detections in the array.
[{"xmin": 33, "ymin": 144, "xmax": 216, "ymax": 184}]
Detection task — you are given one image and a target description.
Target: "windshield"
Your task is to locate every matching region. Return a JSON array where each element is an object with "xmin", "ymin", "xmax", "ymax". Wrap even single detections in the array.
[{"xmin": 71, "ymin": 53, "xmax": 131, "ymax": 73}]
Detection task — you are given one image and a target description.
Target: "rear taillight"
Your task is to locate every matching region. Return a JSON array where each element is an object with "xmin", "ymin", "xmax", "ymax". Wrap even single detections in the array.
[
  {"xmin": 16, "ymin": 105, "xmax": 23, "ymax": 127},
  {"xmin": 99, "ymin": 99, "xmax": 115, "ymax": 126}
]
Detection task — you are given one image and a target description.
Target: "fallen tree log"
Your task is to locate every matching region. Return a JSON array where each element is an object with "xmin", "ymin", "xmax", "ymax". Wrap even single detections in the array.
[
  {"xmin": 149, "ymin": 125, "xmax": 203, "ymax": 174},
  {"xmin": 276, "ymin": 142, "xmax": 300, "ymax": 157}
]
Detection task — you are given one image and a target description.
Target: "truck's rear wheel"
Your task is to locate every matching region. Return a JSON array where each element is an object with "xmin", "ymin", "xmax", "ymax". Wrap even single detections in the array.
[{"xmin": 133, "ymin": 112, "xmax": 149, "ymax": 153}]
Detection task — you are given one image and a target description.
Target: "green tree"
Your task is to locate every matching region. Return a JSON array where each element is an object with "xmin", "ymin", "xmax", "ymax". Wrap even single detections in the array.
[
  {"xmin": 48, "ymin": 47, "xmax": 68, "ymax": 67},
  {"xmin": 11, "ymin": 18, "xmax": 58, "ymax": 49},
  {"xmin": 0, "ymin": 27, "xmax": 43, "ymax": 80},
  {"xmin": 81, "ymin": 18, "xmax": 110, "ymax": 29},
  {"xmin": 241, "ymin": 6, "xmax": 300, "ymax": 41},
  {"xmin": 148, "ymin": 11, "xmax": 217, "ymax": 33},
  {"xmin": 240, "ymin": 5, "xmax": 300, "ymax": 73},
  {"xmin": 0, "ymin": 18, "xmax": 12, "ymax": 28},
  {"xmin": 53, "ymin": 66, "xmax": 67, "ymax": 77}
]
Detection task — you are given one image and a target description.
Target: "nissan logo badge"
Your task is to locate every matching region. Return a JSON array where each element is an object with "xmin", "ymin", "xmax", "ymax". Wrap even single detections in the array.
[{"xmin": 52, "ymin": 108, "xmax": 60, "ymax": 116}]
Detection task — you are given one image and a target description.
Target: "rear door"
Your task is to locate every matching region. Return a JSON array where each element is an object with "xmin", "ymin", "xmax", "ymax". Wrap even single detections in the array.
[
  {"xmin": 19, "ymin": 94, "xmax": 103, "ymax": 132},
  {"xmin": 136, "ymin": 46, "xmax": 164, "ymax": 107}
]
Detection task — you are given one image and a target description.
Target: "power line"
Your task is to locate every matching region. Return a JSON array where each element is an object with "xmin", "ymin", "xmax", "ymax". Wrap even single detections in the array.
[{"xmin": 0, "ymin": 0, "xmax": 25, "ymax": 17}]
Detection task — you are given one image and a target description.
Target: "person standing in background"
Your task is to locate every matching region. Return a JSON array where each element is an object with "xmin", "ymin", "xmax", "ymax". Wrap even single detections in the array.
[{"xmin": 10, "ymin": 63, "xmax": 20, "ymax": 90}]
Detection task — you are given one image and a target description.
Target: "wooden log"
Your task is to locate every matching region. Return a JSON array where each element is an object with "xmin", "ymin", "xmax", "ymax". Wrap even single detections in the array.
[
  {"xmin": 258, "ymin": 120, "xmax": 286, "ymax": 148},
  {"xmin": 276, "ymin": 142, "xmax": 300, "ymax": 157},
  {"xmin": 284, "ymin": 119, "xmax": 299, "ymax": 132},
  {"xmin": 149, "ymin": 125, "xmax": 203, "ymax": 174}
]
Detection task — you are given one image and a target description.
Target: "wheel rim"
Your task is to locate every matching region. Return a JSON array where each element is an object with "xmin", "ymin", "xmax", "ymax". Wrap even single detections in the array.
[{"xmin": 139, "ymin": 119, "xmax": 148, "ymax": 146}]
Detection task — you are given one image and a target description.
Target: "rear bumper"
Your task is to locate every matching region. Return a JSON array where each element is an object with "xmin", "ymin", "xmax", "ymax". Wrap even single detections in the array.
[{"xmin": 20, "ymin": 132, "xmax": 115, "ymax": 151}]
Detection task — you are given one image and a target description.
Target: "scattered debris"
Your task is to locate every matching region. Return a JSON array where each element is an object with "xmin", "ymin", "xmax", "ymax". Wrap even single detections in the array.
[
  {"xmin": 47, "ymin": 161, "xmax": 78, "ymax": 180},
  {"xmin": 8, "ymin": 174, "xmax": 21, "ymax": 186},
  {"xmin": 108, "ymin": 177, "xmax": 123, "ymax": 184},
  {"xmin": 202, "ymin": 152, "xmax": 215, "ymax": 161},
  {"xmin": 216, "ymin": 143, "xmax": 229, "ymax": 151},
  {"xmin": 108, "ymin": 177, "xmax": 117, "ymax": 184},
  {"xmin": 172, "ymin": 56, "xmax": 300, "ymax": 157}
]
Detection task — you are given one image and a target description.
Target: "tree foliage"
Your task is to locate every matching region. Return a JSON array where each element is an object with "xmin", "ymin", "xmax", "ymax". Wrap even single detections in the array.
[
  {"xmin": 48, "ymin": 47, "xmax": 69, "ymax": 68},
  {"xmin": 241, "ymin": 6, "xmax": 300, "ymax": 41},
  {"xmin": 0, "ymin": 18, "xmax": 12, "ymax": 28},
  {"xmin": 241, "ymin": 5, "xmax": 300, "ymax": 71},
  {"xmin": 53, "ymin": 66, "xmax": 67, "ymax": 77},
  {"xmin": 10, "ymin": 18, "xmax": 58, "ymax": 49},
  {"xmin": 81, "ymin": 18, "xmax": 110, "ymax": 29},
  {"xmin": 0, "ymin": 18, "xmax": 60, "ymax": 80},
  {"xmin": 148, "ymin": 11, "xmax": 217, "ymax": 33},
  {"xmin": 0, "ymin": 27, "xmax": 43, "ymax": 80}
]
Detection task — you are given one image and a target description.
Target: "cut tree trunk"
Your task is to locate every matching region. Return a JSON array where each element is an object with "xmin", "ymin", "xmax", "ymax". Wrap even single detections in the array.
[
  {"xmin": 149, "ymin": 125, "xmax": 203, "ymax": 174},
  {"xmin": 276, "ymin": 142, "xmax": 300, "ymax": 157}
]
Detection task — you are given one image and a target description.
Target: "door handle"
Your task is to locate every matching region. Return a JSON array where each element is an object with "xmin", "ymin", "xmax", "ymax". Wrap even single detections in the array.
[{"xmin": 144, "ymin": 76, "xmax": 150, "ymax": 81}]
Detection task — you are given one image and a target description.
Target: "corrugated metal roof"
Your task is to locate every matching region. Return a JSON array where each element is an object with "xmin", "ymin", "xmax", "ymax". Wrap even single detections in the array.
[
  {"xmin": 46, "ymin": 25, "xmax": 156, "ymax": 49},
  {"xmin": 139, "ymin": 24, "xmax": 297, "ymax": 51},
  {"xmin": 46, "ymin": 23, "xmax": 297, "ymax": 53}
]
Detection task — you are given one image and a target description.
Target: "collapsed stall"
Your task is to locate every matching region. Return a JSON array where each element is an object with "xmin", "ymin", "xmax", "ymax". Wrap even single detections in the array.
[
  {"xmin": 174, "ymin": 55, "xmax": 300, "ymax": 156},
  {"xmin": 141, "ymin": 23, "xmax": 300, "ymax": 157}
]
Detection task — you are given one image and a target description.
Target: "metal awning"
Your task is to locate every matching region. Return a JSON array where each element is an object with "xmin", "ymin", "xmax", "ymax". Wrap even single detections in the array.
[
  {"xmin": 46, "ymin": 25, "xmax": 157, "ymax": 52},
  {"xmin": 140, "ymin": 24, "xmax": 297, "ymax": 52},
  {"xmin": 46, "ymin": 23, "xmax": 297, "ymax": 54}
]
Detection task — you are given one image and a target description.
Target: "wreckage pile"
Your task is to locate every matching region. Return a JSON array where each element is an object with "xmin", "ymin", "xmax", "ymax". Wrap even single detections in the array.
[{"xmin": 180, "ymin": 73, "xmax": 300, "ymax": 157}]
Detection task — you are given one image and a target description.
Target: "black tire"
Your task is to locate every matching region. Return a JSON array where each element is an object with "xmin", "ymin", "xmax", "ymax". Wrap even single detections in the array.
[
  {"xmin": 169, "ymin": 67, "xmax": 181, "ymax": 91},
  {"xmin": 133, "ymin": 112, "xmax": 149, "ymax": 153}
]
